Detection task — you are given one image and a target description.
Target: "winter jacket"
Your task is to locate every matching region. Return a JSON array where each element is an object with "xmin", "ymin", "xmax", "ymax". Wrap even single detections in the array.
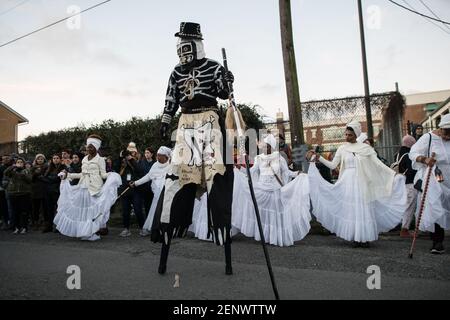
[
  {"xmin": 31, "ymin": 163, "xmax": 48, "ymax": 199},
  {"xmin": 4, "ymin": 166, "xmax": 32, "ymax": 195}
]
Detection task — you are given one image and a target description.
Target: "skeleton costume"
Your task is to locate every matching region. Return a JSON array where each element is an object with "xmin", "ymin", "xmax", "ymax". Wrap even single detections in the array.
[
  {"xmin": 153, "ymin": 22, "xmax": 235, "ymax": 275},
  {"xmin": 54, "ymin": 137, "xmax": 121, "ymax": 241}
]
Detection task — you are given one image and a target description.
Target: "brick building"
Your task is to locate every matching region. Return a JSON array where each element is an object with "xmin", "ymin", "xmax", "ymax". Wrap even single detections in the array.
[{"xmin": 0, "ymin": 100, "xmax": 28, "ymax": 154}]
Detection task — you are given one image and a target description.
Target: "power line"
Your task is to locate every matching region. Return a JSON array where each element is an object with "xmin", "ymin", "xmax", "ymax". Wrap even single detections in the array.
[
  {"xmin": 400, "ymin": 0, "xmax": 450, "ymax": 35},
  {"xmin": 0, "ymin": 0, "xmax": 112, "ymax": 49},
  {"xmin": 418, "ymin": 0, "xmax": 450, "ymax": 31},
  {"xmin": 0, "ymin": 0, "xmax": 31, "ymax": 17},
  {"xmin": 387, "ymin": 0, "xmax": 450, "ymax": 25}
]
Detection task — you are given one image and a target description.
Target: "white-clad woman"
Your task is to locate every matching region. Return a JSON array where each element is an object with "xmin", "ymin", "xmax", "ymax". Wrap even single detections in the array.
[
  {"xmin": 54, "ymin": 135, "xmax": 121, "ymax": 241},
  {"xmin": 232, "ymin": 134, "xmax": 312, "ymax": 247},
  {"xmin": 130, "ymin": 146, "xmax": 171, "ymax": 234},
  {"xmin": 409, "ymin": 114, "xmax": 450, "ymax": 254},
  {"xmin": 307, "ymin": 122, "xmax": 407, "ymax": 247}
]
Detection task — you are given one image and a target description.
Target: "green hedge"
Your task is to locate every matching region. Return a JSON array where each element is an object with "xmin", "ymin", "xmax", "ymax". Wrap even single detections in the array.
[{"xmin": 22, "ymin": 103, "xmax": 265, "ymax": 159}]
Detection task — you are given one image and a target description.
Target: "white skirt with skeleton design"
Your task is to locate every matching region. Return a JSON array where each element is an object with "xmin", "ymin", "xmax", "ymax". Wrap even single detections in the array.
[{"xmin": 231, "ymin": 152, "xmax": 312, "ymax": 247}]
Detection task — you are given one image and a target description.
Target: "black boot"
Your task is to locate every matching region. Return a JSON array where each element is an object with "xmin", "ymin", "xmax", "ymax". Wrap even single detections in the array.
[{"xmin": 224, "ymin": 242, "xmax": 233, "ymax": 275}]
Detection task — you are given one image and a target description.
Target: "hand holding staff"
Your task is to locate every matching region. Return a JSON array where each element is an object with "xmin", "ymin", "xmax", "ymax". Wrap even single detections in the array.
[{"xmin": 409, "ymin": 152, "xmax": 436, "ymax": 259}]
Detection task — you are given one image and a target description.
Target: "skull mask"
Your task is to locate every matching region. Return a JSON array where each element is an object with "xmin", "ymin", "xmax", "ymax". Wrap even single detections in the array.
[{"xmin": 177, "ymin": 38, "xmax": 205, "ymax": 69}]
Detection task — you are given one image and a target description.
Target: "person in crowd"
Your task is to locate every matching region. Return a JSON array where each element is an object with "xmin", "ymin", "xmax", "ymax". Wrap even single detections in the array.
[
  {"xmin": 315, "ymin": 146, "xmax": 332, "ymax": 183},
  {"xmin": 4, "ymin": 157, "xmax": 32, "ymax": 234},
  {"xmin": 278, "ymin": 134, "xmax": 292, "ymax": 166},
  {"xmin": 61, "ymin": 149, "xmax": 72, "ymax": 168},
  {"xmin": 307, "ymin": 121, "xmax": 407, "ymax": 248},
  {"xmin": 409, "ymin": 114, "xmax": 450, "ymax": 254},
  {"xmin": 30, "ymin": 154, "xmax": 48, "ymax": 230},
  {"xmin": 1, "ymin": 155, "xmax": 14, "ymax": 230},
  {"xmin": 42, "ymin": 154, "xmax": 65, "ymax": 233},
  {"xmin": 363, "ymin": 137, "xmax": 389, "ymax": 166},
  {"xmin": 68, "ymin": 152, "xmax": 83, "ymax": 186},
  {"xmin": 395, "ymin": 135, "xmax": 418, "ymax": 238},
  {"xmin": 140, "ymin": 147, "xmax": 156, "ymax": 217},
  {"xmin": 232, "ymin": 134, "xmax": 311, "ymax": 247},
  {"xmin": 0, "ymin": 155, "xmax": 11, "ymax": 229},
  {"xmin": 118, "ymin": 142, "xmax": 146, "ymax": 237},
  {"xmin": 413, "ymin": 124, "xmax": 424, "ymax": 141},
  {"xmin": 55, "ymin": 135, "xmax": 121, "ymax": 241},
  {"xmin": 130, "ymin": 146, "xmax": 171, "ymax": 236},
  {"xmin": 105, "ymin": 156, "xmax": 114, "ymax": 173}
]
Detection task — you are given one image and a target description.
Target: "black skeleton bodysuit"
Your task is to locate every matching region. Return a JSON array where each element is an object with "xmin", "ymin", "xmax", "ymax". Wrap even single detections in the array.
[
  {"xmin": 153, "ymin": 57, "xmax": 235, "ymax": 247},
  {"xmin": 161, "ymin": 58, "xmax": 230, "ymax": 125}
]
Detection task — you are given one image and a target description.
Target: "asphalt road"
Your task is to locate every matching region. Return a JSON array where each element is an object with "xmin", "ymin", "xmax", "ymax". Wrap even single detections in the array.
[{"xmin": 0, "ymin": 228, "xmax": 449, "ymax": 300}]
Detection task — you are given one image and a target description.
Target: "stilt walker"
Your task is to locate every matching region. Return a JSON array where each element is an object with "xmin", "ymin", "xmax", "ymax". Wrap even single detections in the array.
[{"xmin": 152, "ymin": 22, "xmax": 235, "ymax": 276}]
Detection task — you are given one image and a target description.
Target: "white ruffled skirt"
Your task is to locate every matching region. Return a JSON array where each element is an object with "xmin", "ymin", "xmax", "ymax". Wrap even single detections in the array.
[
  {"xmin": 416, "ymin": 165, "xmax": 450, "ymax": 232},
  {"xmin": 231, "ymin": 171, "xmax": 312, "ymax": 247},
  {"xmin": 308, "ymin": 163, "xmax": 406, "ymax": 242},
  {"xmin": 54, "ymin": 173, "xmax": 121, "ymax": 238}
]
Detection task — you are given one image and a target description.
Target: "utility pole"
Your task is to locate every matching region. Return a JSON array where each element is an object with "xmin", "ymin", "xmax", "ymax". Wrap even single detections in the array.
[
  {"xmin": 357, "ymin": 0, "xmax": 373, "ymax": 139},
  {"xmin": 279, "ymin": 0, "xmax": 307, "ymax": 170},
  {"xmin": 279, "ymin": 0, "xmax": 304, "ymax": 146}
]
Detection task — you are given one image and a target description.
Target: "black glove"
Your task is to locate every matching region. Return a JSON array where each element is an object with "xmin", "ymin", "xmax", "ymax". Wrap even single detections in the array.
[
  {"xmin": 160, "ymin": 122, "xmax": 169, "ymax": 139},
  {"xmin": 224, "ymin": 71, "xmax": 234, "ymax": 84}
]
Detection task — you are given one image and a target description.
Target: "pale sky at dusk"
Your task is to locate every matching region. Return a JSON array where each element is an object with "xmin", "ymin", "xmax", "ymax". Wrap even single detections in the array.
[{"xmin": 1, "ymin": 0, "xmax": 450, "ymax": 140}]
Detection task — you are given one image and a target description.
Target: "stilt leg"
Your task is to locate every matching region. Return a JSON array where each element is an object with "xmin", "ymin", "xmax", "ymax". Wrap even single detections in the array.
[
  {"xmin": 225, "ymin": 241, "xmax": 232, "ymax": 275},
  {"xmin": 158, "ymin": 232, "xmax": 172, "ymax": 275}
]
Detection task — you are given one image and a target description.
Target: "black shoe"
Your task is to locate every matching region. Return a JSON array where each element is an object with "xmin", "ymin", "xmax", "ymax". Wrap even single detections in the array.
[
  {"xmin": 360, "ymin": 242, "xmax": 370, "ymax": 248},
  {"xmin": 225, "ymin": 265, "xmax": 233, "ymax": 275},
  {"xmin": 430, "ymin": 242, "xmax": 445, "ymax": 254},
  {"xmin": 158, "ymin": 264, "xmax": 167, "ymax": 275},
  {"xmin": 42, "ymin": 226, "xmax": 52, "ymax": 233},
  {"xmin": 352, "ymin": 241, "xmax": 361, "ymax": 248}
]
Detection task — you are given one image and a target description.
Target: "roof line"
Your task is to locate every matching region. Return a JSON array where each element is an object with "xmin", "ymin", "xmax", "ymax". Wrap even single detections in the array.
[{"xmin": 0, "ymin": 100, "xmax": 28, "ymax": 123}]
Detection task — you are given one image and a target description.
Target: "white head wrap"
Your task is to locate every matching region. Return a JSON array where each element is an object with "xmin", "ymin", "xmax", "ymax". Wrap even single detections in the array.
[
  {"xmin": 438, "ymin": 114, "xmax": 450, "ymax": 129},
  {"xmin": 86, "ymin": 137, "xmax": 101, "ymax": 151},
  {"xmin": 157, "ymin": 146, "xmax": 172, "ymax": 158},
  {"xmin": 346, "ymin": 121, "xmax": 362, "ymax": 138},
  {"xmin": 263, "ymin": 134, "xmax": 277, "ymax": 149},
  {"xmin": 356, "ymin": 132, "xmax": 368, "ymax": 143}
]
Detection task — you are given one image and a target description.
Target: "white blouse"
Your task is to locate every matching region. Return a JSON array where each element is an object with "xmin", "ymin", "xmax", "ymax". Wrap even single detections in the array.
[{"xmin": 68, "ymin": 154, "xmax": 108, "ymax": 196}]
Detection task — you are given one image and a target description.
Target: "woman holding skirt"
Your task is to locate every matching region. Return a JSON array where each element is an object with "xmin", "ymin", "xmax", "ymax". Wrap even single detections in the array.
[
  {"xmin": 307, "ymin": 122, "xmax": 407, "ymax": 247},
  {"xmin": 232, "ymin": 134, "xmax": 312, "ymax": 247},
  {"xmin": 54, "ymin": 135, "xmax": 121, "ymax": 241}
]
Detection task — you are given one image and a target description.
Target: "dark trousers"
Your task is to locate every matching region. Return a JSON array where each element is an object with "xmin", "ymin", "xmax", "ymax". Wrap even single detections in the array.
[
  {"xmin": 121, "ymin": 191, "xmax": 145, "ymax": 229},
  {"xmin": 9, "ymin": 194, "xmax": 32, "ymax": 230},
  {"xmin": 43, "ymin": 192, "xmax": 59, "ymax": 227},
  {"xmin": 432, "ymin": 223, "xmax": 445, "ymax": 243},
  {"xmin": 32, "ymin": 198, "xmax": 44, "ymax": 223},
  {"xmin": 143, "ymin": 189, "xmax": 154, "ymax": 217},
  {"xmin": 0, "ymin": 190, "xmax": 8, "ymax": 224}
]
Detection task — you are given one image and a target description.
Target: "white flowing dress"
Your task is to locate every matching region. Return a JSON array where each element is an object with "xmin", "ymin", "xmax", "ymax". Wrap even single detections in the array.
[
  {"xmin": 136, "ymin": 161, "xmax": 170, "ymax": 232},
  {"xmin": 410, "ymin": 133, "xmax": 450, "ymax": 231},
  {"xmin": 54, "ymin": 155, "xmax": 121, "ymax": 238},
  {"xmin": 188, "ymin": 168, "xmax": 243, "ymax": 241},
  {"xmin": 231, "ymin": 152, "xmax": 312, "ymax": 247},
  {"xmin": 309, "ymin": 144, "xmax": 407, "ymax": 242}
]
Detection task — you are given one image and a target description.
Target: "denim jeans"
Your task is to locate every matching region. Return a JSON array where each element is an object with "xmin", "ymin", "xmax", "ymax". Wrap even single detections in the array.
[{"xmin": 121, "ymin": 191, "xmax": 145, "ymax": 229}]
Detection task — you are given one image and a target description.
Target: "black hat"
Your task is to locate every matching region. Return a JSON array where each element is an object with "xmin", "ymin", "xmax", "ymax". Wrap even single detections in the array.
[{"xmin": 175, "ymin": 22, "xmax": 203, "ymax": 40}]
